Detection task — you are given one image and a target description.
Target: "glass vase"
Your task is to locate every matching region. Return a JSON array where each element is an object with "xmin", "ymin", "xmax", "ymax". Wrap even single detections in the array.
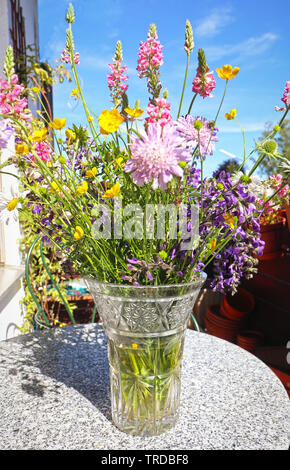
[{"xmin": 84, "ymin": 275, "xmax": 206, "ymax": 436}]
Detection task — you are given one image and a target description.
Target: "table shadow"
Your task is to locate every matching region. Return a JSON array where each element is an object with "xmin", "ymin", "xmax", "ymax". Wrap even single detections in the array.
[{"xmin": 3, "ymin": 325, "xmax": 112, "ymax": 422}]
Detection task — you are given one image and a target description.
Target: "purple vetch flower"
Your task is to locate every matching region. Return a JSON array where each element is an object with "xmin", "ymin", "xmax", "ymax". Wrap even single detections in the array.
[
  {"xmin": 125, "ymin": 123, "xmax": 191, "ymax": 190},
  {"xmin": 146, "ymin": 271, "xmax": 153, "ymax": 281},
  {"xmin": 32, "ymin": 204, "xmax": 42, "ymax": 215},
  {"xmin": 0, "ymin": 120, "xmax": 14, "ymax": 149}
]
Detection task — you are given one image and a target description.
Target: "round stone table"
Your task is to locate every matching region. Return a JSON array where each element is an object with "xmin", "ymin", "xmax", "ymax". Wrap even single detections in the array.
[{"xmin": 0, "ymin": 324, "xmax": 289, "ymax": 450}]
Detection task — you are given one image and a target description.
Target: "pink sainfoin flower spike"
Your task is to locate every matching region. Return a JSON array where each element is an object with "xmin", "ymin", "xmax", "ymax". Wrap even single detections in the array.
[
  {"xmin": 60, "ymin": 49, "xmax": 80, "ymax": 65},
  {"xmin": 137, "ymin": 23, "xmax": 163, "ymax": 98},
  {"xmin": 275, "ymin": 81, "xmax": 290, "ymax": 111},
  {"xmin": 0, "ymin": 74, "xmax": 28, "ymax": 119},
  {"xmin": 124, "ymin": 123, "xmax": 191, "ymax": 190},
  {"xmin": 192, "ymin": 49, "xmax": 216, "ymax": 99},
  {"xmin": 146, "ymin": 97, "xmax": 172, "ymax": 128},
  {"xmin": 107, "ymin": 40, "xmax": 128, "ymax": 107},
  {"xmin": 281, "ymin": 81, "xmax": 290, "ymax": 107}
]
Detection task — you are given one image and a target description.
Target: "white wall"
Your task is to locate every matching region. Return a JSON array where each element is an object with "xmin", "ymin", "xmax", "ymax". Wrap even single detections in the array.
[{"xmin": 0, "ymin": 0, "xmax": 39, "ymax": 339}]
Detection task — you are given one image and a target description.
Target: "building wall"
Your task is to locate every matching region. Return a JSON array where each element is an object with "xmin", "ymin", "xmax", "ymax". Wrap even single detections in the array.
[{"xmin": 0, "ymin": 0, "xmax": 39, "ymax": 339}]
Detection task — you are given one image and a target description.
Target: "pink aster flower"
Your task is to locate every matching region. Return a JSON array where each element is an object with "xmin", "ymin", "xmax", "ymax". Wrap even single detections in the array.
[
  {"xmin": 192, "ymin": 67, "xmax": 216, "ymax": 98},
  {"xmin": 146, "ymin": 97, "xmax": 172, "ymax": 128},
  {"xmin": 124, "ymin": 123, "xmax": 192, "ymax": 190},
  {"xmin": 176, "ymin": 115, "xmax": 218, "ymax": 157}
]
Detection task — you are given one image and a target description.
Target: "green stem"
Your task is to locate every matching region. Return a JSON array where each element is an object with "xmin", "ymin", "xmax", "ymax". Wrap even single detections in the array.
[
  {"xmin": 187, "ymin": 92, "xmax": 198, "ymax": 115},
  {"xmin": 177, "ymin": 54, "xmax": 190, "ymax": 119}
]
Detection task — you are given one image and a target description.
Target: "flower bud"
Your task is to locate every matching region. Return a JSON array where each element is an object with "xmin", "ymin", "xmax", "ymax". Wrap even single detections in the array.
[
  {"xmin": 148, "ymin": 23, "xmax": 157, "ymax": 38},
  {"xmin": 114, "ymin": 40, "xmax": 123, "ymax": 62},
  {"xmin": 194, "ymin": 120, "xmax": 203, "ymax": 130},
  {"xmin": 3, "ymin": 45, "xmax": 15, "ymax": 80},
  {"xmin": 59, "ymin": 156, "xmax": 66, "ymax": 164},
  {"xmin": 197, "ymin": 48, "xmax": 208, "ymax": 76},
  {"xmin": 262, "ymin": 139, "xmax": 278, "ymax": 154},
  {"xmin": 178, "ymin": 161, "xmax": 187, "ymax": 168},
  {"xmin": 65, "ymin": 3, "xmax": 75, "ymax": 24},
  {"xmin": 162, "ymin": 88, "xmax": 169, "ymax": 99},
  {"xmin": 184, "ymin": 19, "xmax": 194, "ymax": 55},
  {"xmin": 273, "ymin": 125, "xmax": 280, "ymax": 132}
]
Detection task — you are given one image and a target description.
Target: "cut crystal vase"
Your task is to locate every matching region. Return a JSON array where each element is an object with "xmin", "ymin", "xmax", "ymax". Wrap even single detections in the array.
[{"xmin": 84, "ymin": 274, "xmax": 206, "ymax": 436}]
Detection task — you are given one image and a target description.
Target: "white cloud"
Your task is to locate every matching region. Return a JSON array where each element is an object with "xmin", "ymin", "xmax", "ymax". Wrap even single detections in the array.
[
  {"xmin": 219, "ymin": 149, "xmax": 237, "ymax": 159},
  {"xmin": 195, "ymin": 7, "xmax": 235, "ymax": 38},
  {"xmin": 204, "ymin": 33, "xmax": 278, "ymax": 62},
  {"xmin": 219, "ymin": 122, "xmax": 265, "ymax": 133}
]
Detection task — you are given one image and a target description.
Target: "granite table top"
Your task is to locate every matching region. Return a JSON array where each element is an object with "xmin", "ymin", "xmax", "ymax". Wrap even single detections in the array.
[{"xmin": 0, "ymin": 324, "xmax": 289, "ymax": 450}]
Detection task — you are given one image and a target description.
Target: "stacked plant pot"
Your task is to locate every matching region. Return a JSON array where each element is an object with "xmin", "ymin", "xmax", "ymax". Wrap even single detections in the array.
[
  {"xmin": 237, "ymin": 330, "xmax": 264, "ymax": 353},
  {"xmin": 204, "ymin": 287, "xmax": 256, "ymax": 345}
]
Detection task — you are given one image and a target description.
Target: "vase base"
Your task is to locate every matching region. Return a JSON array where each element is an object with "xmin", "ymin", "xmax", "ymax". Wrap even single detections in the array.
[{"xmin": 112, "ymin": 413, "xmax": 179, "ymax": 437}]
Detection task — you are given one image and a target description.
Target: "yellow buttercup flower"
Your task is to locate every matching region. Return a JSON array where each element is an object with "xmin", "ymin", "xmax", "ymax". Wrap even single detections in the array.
[
  {"xmin": 131, "ymin": 343, "xmax": 138, "ymax": 350},
  {"xmin": 114, "ymin": 157, "xmax": 124, "ymax": 168},
  {"xmin": 65, "ymin": 129, "xmax": 76, "ymax": 144},
  {"xmin": 98, "ymin": 109, "xmax": 124, "ymax": 135},
  {"xmin": 15, "ymin": 143, "xmax": 29, "ymax": 155},
  {"xmin": 29, "ymin": 127, "xmax": 48, "ymax": 142},
  {"xmin": 49, "ymin": 118, "xmax": 67, "ymax": 130},
  {"xmin": 76, "ymin": 181, "xmax": 88, "ymax": 194},
  {"xmin": 102, "ymin": 182, "xmax": 120, "ymax": 199},
  {"xmin": 85, "ymin": 167, "xmax": 97, "ymax": 178},
  {"xmin": 70, "ymin": 88, "xmax": 80, "ymax": 100},
  {"xmin": 87, "ymin": 115, "xmax": 94, "ymax": 123},
  {"xmin": 74, "ymin": 226, "xmax": 84, "ymax": 241},
  {"xmin": 223, "ymin": 213, "xmax": 235, "ymax": 229},
  {"xmin": 124, "ymin": 107, "xmax": 144, "ymax": 118},
  {"xmin": 7, "ymin": 198, "xmax": 18, "ymax": 211},
  {"xmin": 216, "ymin": 65, "xmax": 240, "ymax": 80},
  {"xmin": 225, "ymin": 108, "xmax": 237, "ymax": 120},
  {"xmin": 49, "ymin": 181, "xmax": 61, "ymax": 193}
]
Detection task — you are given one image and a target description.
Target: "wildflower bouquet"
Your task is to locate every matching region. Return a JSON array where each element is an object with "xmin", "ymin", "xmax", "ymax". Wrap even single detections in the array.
[{"xmin": 0, "ymin": 3, "xmax": 289, "ymax": 436}]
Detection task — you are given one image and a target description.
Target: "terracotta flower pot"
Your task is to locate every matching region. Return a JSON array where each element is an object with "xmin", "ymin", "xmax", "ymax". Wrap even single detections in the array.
[
  {"xmin": 221, "ymin": 288, "xmax": 255, "ymax": 321},
  {"xmin": 270, "ymin": 366, "xmax": 290, "ymax": 390},
  {"xmin": 257, "ymin": 221, "xmax": 284, "ymax": 260},
  {"xmin": 205, "ymin": 305, "xmax": 241, "ymax": 343},
  {"xmin": 237, "ymin": 330, "xmax": 264, "ymax": 353},
  {"xmin": 285, "ymin": 205, "xmax": 290, "ymax": 233}
]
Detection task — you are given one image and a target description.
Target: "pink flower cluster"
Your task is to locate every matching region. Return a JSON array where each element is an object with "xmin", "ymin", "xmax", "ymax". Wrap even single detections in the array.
[
  {"xmin": 275, "ymin": 80, "xmax": 290, "ymax": 111},
  {"xmin": 29, "ymin": 141, "xmax": 52, "ymax": 164},
  {"xmin": 270, "ymin": 174, "xmax": 289, "ymax": 197},
  {"xmin": 281, "ymin": 81, "xmax": 290, "ymax": 107},
  {"xmin": 146, "ymin": 97, "xmax": 172, "ymax": 128},
  {"xmin": 60, "ymin": 49, "xmax": 80, "ymax": 65},
  {"xmin": 0, "ymin": 74, "xmax": 28, "ymax": 119},
  {"xmin": 137, "ymin": 35, "xmax": 163, "ymax": 78},
  {"xmin": 192, "ymin": 67, "xmax": 216, "ymax": 98},
  {"xmin": 107, "ymin": 60, "xmax": 129, "ymax": 102}
]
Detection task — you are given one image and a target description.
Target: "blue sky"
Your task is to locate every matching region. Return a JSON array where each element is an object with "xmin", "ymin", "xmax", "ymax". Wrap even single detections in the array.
[{"xmin": 38, "ymin": 0, "xmax": 290, "ymax": 176}]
